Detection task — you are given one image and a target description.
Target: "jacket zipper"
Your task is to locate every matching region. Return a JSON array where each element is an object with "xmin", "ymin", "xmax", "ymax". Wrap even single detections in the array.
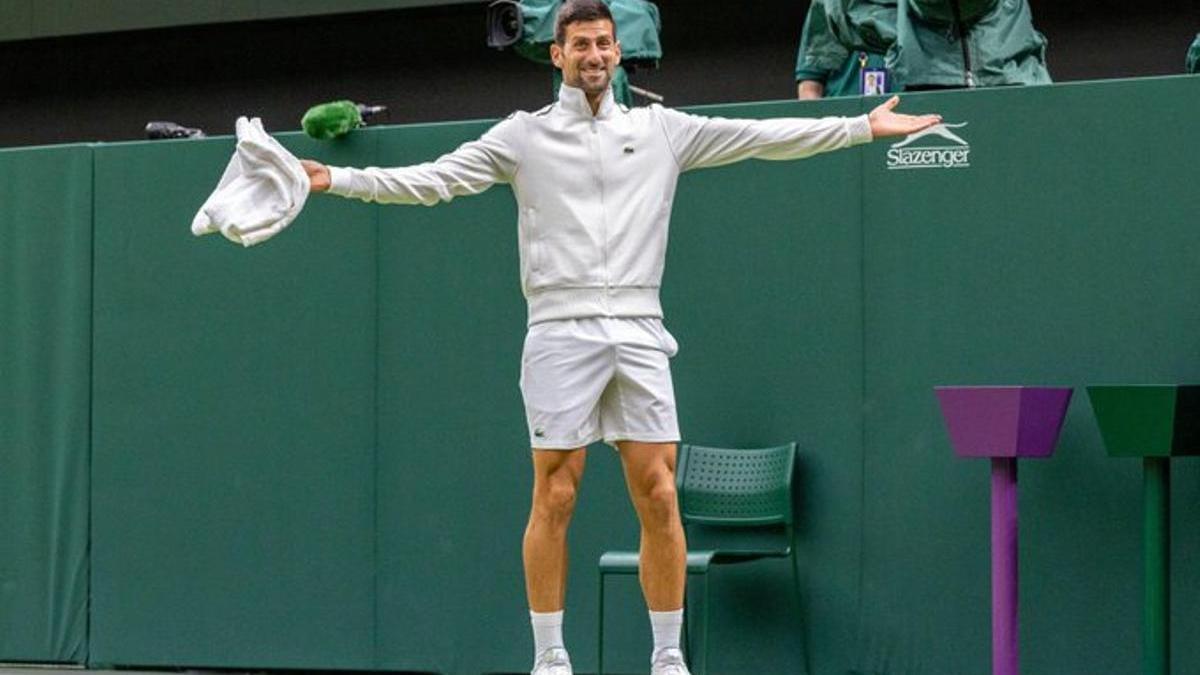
[
  {"xmin": 949, "ymin": 0, "xmax": 977, "ymax": 88},
  {"xmin": 593, "ymin": 117, "xmax": 610, "ymax": 305}
]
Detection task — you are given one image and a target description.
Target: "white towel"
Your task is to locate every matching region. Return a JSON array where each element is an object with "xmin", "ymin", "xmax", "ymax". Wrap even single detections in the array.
[{"xmin": 191, "ymin": 116, "xmax": 309, "ymax": 247}]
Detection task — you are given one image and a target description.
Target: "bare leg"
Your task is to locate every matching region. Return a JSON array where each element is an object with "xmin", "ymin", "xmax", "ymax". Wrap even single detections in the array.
[
  {"xmin": 523, "ymin": 447, "xmax": 587, "ymax": 611},
  {"xmin": 618, "ymin": 441, "xmax": 686, "ymax": 610}
]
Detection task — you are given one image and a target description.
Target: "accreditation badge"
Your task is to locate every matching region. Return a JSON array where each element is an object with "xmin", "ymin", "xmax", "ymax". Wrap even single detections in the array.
[{"xmin": 861, "ymin": 67, "xmax": 888, "ymax": 96}]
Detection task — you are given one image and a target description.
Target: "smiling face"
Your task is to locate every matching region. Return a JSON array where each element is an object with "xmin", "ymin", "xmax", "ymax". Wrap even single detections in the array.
[{"xmin": 550, "ymin": 18, "xmax": 621, "ymax": 98}]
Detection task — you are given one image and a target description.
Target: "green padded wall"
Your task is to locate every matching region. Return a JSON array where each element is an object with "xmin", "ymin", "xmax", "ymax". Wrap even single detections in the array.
[
  {"xmin": 661, "ymin": 99, "xmax": 865, "ymax": 675},
  {"xmin": 0, "ymin": 144, "xmax": 92, "ymax": 663},
  {"xmin": 856, "ymin": 76, "xmax": 1200, "ymax": 675},
  {"xmin": 89, "ymin": 131, "xmax": 380, "ymax": 668},
  {"xmin": 374, "ymin": 121, "xmax": 535, "ymax": 673}
]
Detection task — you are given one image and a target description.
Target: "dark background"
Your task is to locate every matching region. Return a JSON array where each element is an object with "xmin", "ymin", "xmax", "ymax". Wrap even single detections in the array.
[{"xmin": 0, "ymin": 0, "xmax": 1197, "ymax": 148}]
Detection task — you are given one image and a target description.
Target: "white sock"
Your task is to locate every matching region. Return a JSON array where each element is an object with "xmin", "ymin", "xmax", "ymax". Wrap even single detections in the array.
[
  {"xmin": 530, "ymin": 609, "xmax": 565, "ymax": 657},
  {"xmin": 649, "ymin": 608, "xmax": 684, "ymax": 659}
]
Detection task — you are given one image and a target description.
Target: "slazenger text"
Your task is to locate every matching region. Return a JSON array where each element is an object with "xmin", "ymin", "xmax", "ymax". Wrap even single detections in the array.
[{"xmin": 886, "ymin": 145, "xmax": 971, "ymax": 170}]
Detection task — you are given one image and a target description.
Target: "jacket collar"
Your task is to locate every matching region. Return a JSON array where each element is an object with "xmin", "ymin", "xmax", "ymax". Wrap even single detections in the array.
[{"xmin": 557, "ymin": 83, "xmax": 618, "ymax": 119}]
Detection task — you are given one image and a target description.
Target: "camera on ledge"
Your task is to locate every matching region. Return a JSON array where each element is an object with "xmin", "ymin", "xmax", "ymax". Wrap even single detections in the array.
[{"xmin": 145, "ymin": 121, "xmax": 206, "ymax": 140}]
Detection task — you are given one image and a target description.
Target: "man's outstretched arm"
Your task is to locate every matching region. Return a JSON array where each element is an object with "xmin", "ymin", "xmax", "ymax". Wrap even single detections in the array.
[
  {"xmin": 659, "ymin": 95, "xmax": 942, "ymax": 172},
  {"xmin": 300, "ymin": 116, "xmax": 522, "ymax": 205}
]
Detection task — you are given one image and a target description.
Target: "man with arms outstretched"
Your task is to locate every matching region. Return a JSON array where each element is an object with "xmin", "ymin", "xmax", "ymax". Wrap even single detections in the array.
[{"xmin": 302, "ymin": 2, "xmax": 940, "ymax": 673}]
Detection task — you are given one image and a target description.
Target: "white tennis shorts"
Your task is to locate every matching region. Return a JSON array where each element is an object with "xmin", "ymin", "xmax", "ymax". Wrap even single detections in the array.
[{"xmin": 519, "ymin": 317, "xmax": 681, "ymax": 450}]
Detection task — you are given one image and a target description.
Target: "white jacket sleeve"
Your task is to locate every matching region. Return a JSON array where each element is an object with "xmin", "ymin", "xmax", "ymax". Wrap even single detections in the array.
[
  {"xmin": 326, "ymin": 115, "xmax": 522, "ymax": 205},
  {"xmin": 655, "ymin": 106, "xmax": 873, "ymax": 173}
]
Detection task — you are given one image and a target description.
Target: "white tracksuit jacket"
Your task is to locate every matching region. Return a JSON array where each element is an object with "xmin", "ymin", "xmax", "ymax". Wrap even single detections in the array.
[{"xmin": 328, "ymin": 84, "xmax": 874, "ymax": 325}]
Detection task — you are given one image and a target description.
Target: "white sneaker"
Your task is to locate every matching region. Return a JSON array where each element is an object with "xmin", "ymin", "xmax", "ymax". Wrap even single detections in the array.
[
  {"xmin": 651, "ymin": 647, "xmax": 692, "ymax": 675},
  {"xmin": 531, "ymin": 647, "xmax": 573, "ymax": 675}
]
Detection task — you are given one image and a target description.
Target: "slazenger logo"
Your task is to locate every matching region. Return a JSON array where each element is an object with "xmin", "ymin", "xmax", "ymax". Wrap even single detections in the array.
[{"xmin": 886, "ymin": 122, "xmax": 971, "ymax": 170}]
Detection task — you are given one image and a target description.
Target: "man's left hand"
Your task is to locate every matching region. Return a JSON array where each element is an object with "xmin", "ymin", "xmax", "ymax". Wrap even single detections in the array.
[{"xmin": 868, "ymin": 96, "xmax": 942, "ymax": 139}]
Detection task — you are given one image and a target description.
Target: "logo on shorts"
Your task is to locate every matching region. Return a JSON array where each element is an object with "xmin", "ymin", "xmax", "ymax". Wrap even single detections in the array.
[
  {"xmin": 534, "ymin": 427, "xmax": 546, "ymax": 438},
  {"xmin": 886, "ymin": 122, "xmax": 971, "ymax": 170}
]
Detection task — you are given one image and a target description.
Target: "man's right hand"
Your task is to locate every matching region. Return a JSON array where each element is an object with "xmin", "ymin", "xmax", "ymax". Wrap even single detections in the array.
[{"xmin": 301, "ymin": 159, "xmax": 331, "ymax": 193}]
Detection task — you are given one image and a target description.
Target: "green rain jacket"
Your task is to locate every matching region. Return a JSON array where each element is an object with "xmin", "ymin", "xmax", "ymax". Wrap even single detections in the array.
[
  {"xmin": 907, "ymin": 0, "xmax": 998, "ymax": 24},
  {"xmin": 796, "ymin": 1, "xmax": 893, "ymax": 97},
  {"xmin": 890, "ymin": 0, "xmax": 1051, "ymax": 88},
  {"xmin": 1188, "ymin": 34, "xmax": 1200, "ymax": 74},
  {"xmin": 824, "ymin": 0, "xmax": 898, "ymax": 55}
]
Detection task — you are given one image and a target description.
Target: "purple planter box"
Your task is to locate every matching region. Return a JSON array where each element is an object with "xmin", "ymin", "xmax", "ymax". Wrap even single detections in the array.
[
  {"xmin": 935, "ymin": 386, "xmax": 1074, "ymax": 459},
  {"xmin": 933, "ymin": 385, "xmax": 1073, "ymax": 675}
]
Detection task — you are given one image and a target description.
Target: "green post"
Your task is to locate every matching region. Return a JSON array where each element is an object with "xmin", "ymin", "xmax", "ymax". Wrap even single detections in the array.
[
  {"xmin": 1144, "ymin": 457, "xmax": 1169, "ymax": 675},
  {"xmin": 1087, "ymin": 385, "xmax": 1200, "ymax": 675}
]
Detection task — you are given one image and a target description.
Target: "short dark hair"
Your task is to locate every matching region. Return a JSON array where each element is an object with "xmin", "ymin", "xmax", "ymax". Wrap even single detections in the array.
[{"xmin": 554, "ymin": 0, "xmax": 616, "ymax": 45}]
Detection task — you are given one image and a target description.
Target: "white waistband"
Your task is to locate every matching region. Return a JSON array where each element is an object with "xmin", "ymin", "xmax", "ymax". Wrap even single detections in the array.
[{"xmin": 526, "ymin": 286, "xmax": 663, "ymax": 326}]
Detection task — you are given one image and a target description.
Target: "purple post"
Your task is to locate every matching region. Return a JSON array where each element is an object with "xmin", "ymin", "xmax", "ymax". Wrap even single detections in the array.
[
  {"xmin": 935, "ymin": 386, "xmax": 1072, "ymax": 675},
  {"xmin": 992, "ymin": 457, "xmax": 1018, "ymax": 675}
]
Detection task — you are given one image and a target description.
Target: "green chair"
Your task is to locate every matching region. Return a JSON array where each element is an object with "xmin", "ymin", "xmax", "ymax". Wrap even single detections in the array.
[{"xmin": 597, "ymin": 442, "xmax": 800, "ymax": 675}]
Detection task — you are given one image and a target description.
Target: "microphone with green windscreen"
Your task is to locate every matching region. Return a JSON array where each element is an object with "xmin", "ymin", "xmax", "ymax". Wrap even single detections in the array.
[{"xmin": 301, "ymin": 100, "xmax": 388, "ymax": 140}]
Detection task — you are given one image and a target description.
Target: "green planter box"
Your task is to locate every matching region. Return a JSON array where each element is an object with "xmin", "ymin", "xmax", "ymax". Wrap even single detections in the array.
[{"xmin": 1087, "ymin": 385, "xmax": 1200, "ymax": 457}]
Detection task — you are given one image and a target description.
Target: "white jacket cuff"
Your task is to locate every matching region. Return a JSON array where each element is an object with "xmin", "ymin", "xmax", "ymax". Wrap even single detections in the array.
[
  {"xmin": 328, "ymin": 166, "xmax": 355, "ymax": 196},
  {"xmin": 848, "ymin": 115, "xmax": 873, "ymax": 145}
]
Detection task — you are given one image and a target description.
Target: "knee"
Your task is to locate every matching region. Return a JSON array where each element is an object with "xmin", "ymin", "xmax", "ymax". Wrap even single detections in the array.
[
  {"xmin": 635, "ymin": 475, "xmax": 679, "ymax": 529},
  {"xmin": 532, "ymin": 479, "xmax": 579, "ymax": 529}
]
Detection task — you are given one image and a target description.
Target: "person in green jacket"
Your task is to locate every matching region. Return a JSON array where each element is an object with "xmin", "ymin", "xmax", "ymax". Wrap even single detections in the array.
[
  {"xmin": 890, "ymin": 0, "xmax": 1051, "ymax": 89},
  {"xmin": 812, "ymin": 0, "xmax": 1049, "ymax": 91},
  {"xmin": 1187, "ymin": 33, "xmax": 1200, "ymax": 74},
  {"xmin": 796, "ymin": 1, "xmax": 894, "ymax": 99}
]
